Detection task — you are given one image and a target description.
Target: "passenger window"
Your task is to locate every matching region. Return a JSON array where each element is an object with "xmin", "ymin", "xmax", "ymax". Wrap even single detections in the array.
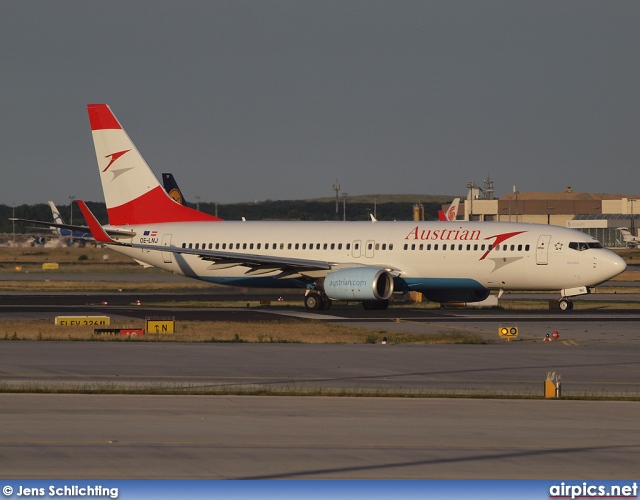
[
  {"xmin": 381, "ymin": 244, "xmax": 386, "ymax": 250},
  {"xmin": 443, "ymin": 244, "xmax": 447, "ymax": 250},
  {"xmin": 256, "ymin": 243, "xmax": 260, "ymax": 250},
  {"xmin": 338, "ymin": 243, "xmax": 343, "ymax": 250},
  {"xmin": 331, "ymin": 243, "xmax": 335, "ymax": 250},
  {"xmin": 510, "ymin": 245, "xmax": 515, "ymax": 251},
  {"xmin": 427, "ymin": 244, "xmax": 431, "ymax": 250},
  {"xmin": 434, "ymin": 244, "xmax": 438, "ymax": 250},
  {"xmin": 404, "ymin": 244, "xmax": 408, "ymax": 250},
  {"xmin": 288, "ymin": 243, "xmax": 292, "ymax": 250},
  {"xmin": 411, "ymin": 244, "xmax": 416, "ymax": 250},
  {"xmin": 389, "ymin": 244, "xmax": 393, "ymax": 250},
  {"xmin": 518, "ymin": 244, "xmax": 522, "ymax": 251},
  {"xmin": 302, "ymin": 243, "xmax": 306, "ymax": 250},
  {"xmin": 419, "ymin": 244, "xmax": 423, "ymax": 251},
  {"xmin": 346, "ymin": 243, "xmax": 351, "ymax": 250},
  {"xmin": 375, "ymin": 243, "xmax": 379, "ymax": 250},
  {"xmin": 525, "ymin": 244, "xmax": 530, "ymax": 251},
  {"xmin": 280, "ymin": 243, "xmax": 284, "ymax": 250},
  {"xmin": 195, "ymin": 243, "xmax": 199, "ymax": 249},
  {"xmin": 236, "ymin": 243, "xmax": 240, "ymax": 249},
  {"xmin": 323, "ymin": 243, "xmax": 328, "ymax": 250}
]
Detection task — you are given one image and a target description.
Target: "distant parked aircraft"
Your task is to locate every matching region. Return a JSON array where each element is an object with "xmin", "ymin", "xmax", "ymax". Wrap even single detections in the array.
[{"xmin": 438, "ymin": 198, "xmax": 460, "ymax": 221}]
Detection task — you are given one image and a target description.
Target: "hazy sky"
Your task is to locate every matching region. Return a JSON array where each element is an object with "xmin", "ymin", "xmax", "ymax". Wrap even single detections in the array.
[{"xmin": 2, "ymin": 1, "xmax": 640, "ymax": 206}]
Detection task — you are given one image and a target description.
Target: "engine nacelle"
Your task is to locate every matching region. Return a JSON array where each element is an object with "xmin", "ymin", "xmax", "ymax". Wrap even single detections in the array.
[
  {"xmin": 32, "ymin": 236, "xmax": 47, "ymax": 245},
  {"xmin": 322, "ymin": 267, "xmax": 394, "ymax": 301}
]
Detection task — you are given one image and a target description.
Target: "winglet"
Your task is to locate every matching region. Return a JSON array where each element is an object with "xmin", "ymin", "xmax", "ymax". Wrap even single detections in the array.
[{"xmin": 76, "ymin": 200, "xmax": 118, "ymax": 244}]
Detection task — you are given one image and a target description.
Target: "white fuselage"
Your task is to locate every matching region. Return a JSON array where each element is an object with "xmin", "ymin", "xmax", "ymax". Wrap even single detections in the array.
[{"xmin": 109, "ymin": 220, "xmax": 625, "ymax": 293}]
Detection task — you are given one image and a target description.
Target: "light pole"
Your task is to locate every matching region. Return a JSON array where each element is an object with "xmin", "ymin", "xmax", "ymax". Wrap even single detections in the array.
[
  {"xmin": 195, "ymin": 196, "xmax": 201, "ymax": 211},
  {"xmin": 629, "ymin": 199, "xmax": 637, "ymax": 236},
  {"xmin": 69, "ymin": 195, "xmax": 76, "ymax": 245},
  {"xmin": 69, "ymin": 195, "xmax": 75, "ymax": 225},
  {"xmin": 342, "ymin": 193, "xmax": 348, "ymax": 221},
  {"xmin": 333, "ymin": 181, "xmax": 340, "ymax": 219}
]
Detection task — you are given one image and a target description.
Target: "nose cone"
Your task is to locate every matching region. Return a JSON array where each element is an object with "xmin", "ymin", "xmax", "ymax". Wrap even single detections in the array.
[{"xmin": 601, "ymin": 252, "xmax": 627, "ymax": 281}]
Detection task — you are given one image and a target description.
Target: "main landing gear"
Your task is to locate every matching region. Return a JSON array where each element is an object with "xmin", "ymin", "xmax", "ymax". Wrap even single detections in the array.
[
  {"xmin": 304, "ymin": 292, "xmax": 332, "ymax": 311},
  {"xmin": 558, "ymin": 298, "xmax": 574, "ymax": 311}
]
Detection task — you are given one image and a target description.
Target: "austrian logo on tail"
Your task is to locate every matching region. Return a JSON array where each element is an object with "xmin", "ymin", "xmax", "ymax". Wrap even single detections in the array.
[{"xmin": 102, "ymin": 150, "xmax": 131, "ymax": 172}]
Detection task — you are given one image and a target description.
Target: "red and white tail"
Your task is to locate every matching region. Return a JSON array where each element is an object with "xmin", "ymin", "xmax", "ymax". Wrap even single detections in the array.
[
  {"xmin": 87, "ymin": 104, "xmax": 221, "ymax": 226},
  {"xmin": 444, "ymin": 198, "xmax": 460, "ymax": 221}
]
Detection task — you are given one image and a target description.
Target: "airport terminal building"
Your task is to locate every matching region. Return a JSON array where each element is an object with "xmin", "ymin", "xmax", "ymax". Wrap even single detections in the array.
[{"xmin": 454, "ymin": 186, "xmax": 640, "ymax": 248}]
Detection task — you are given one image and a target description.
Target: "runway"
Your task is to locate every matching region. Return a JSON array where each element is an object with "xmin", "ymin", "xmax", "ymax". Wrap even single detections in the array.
[
  {"xmin": 1, "ymin": 394, "xmax": 638, "ymax": 479},
  {"xmin": 1, "ymin": 290, "xmax": 639, "ymax": 479}
]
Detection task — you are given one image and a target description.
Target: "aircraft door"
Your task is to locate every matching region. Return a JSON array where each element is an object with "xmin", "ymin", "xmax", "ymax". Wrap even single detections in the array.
[
  {"xmin": 162, "ymin": 234, "xmax": 173, "ymax": 263},
  {"xmin": 365, "ymin": 240, "xmax": 375, "ymax": 258},
  {"xmin": 536, "ymin": 234, "xmax": 551, "ymax": 265},
  {"xmin": 352, "ymin": 240, "xmax": 362, "ymax": 258}
]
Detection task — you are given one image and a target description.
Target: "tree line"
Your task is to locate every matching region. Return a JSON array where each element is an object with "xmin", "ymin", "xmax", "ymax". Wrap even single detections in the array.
[{"xmin": 1, "ymin": 199, "xmax": 443, "ymax": 235}]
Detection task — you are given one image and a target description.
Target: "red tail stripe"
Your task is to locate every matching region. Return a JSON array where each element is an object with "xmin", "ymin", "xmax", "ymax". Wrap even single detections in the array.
[
  {"xmin": 107, "ymin": 186, "xmax": 222, "ymax": 225},
  {"xmin": 88, "ymin": 104, "xmax": 121, "ymax": 131},
  {"xmin": 76, "ymin": 200, "xmax": 114, "ymax": 244}
]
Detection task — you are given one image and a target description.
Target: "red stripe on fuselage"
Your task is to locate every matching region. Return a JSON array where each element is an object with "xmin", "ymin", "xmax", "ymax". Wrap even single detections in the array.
[
  {"xmin": 107, "ymin": 186, "xmax": 222, "ymax": 225},
  {"xmin": 88, "ymin": 104, "xmax": 121, "ymax": 130}
]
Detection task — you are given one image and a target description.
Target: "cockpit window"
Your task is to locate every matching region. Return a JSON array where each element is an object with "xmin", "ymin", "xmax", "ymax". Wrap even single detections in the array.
[{"xmin": 569, "ymin": 241, "xmax": 603, "ymax": 251}]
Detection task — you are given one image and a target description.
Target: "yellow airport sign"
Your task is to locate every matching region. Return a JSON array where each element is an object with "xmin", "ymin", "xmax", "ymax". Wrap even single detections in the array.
[
  {"xmin": 146, "ymin": 319, "xmax": 175, "ymax": 334},
  {"xmin": 55, "ymin": 316, "xmax": 110, "ymax": 326},
  {"xmin": 498, "ymin": 325, "xmax": 518, "ymax": 339},
  {"xmin": 42, "ymin": 263, "xmax": 59, "ymax": 270}
]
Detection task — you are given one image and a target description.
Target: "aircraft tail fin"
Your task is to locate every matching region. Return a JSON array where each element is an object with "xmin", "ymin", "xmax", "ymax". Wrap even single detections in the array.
[
  {"xmin": 618, "ymin": 228, "xmax": 634, "ymax": 242},
  {"xmin": 445, "ymin": 198, "xmax": 460, "ymax": 221},
  {"xmin": 162, "ymin": 173, "xmax": 189, "ymax": 207},
  {"xmin": 48, "ymin": 201, "xmax": 64, "ymax": 236},
  {"xmin": 87, "ymin": 104, "xmax": 221, "ymax": 225}
]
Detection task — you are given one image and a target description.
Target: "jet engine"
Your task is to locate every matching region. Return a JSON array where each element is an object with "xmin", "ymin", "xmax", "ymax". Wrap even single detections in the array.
[{"xmin": 322, "ymin": 267, "xmax": 394, "ymax": 301}]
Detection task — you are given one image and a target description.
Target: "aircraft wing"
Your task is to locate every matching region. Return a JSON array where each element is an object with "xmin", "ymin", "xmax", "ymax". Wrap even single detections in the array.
[
  {"xmin": 9, "ymin": 217, "xmax": 136, "ymax": 239},
  {"xmin": 132, "ymin": 242, "xmax": 336, "ymax": 275},
  {"xmin": 75, "ymin": 200, "xmax": 399, "ymax": 277}
]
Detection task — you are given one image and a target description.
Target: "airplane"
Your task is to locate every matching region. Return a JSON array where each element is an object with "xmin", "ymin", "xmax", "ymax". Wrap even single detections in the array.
[
  {"xmin": 618, "ymin": 228, "xmax": 639, "ymax": 247},
  {"xmin": 48, "ymin": 201, "xmax": 94, "ymax": 244},
  {"xmin": 162, "ymin": 173, "xmax": 189, "ymax": 206},
  {"xmin": 438, "ymin": 198, "xmax": 460, "ymax": 221},
  {"xmin": 18, "ymin": 104, "xmax": 628, "ymax": 313}
]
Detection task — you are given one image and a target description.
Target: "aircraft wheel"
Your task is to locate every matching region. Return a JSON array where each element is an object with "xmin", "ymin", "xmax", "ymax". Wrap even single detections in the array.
[
  {"xmin": 321, "ymin": 299, "xmax": 332, "ymax": 311},
  {"xmin": 559, "ymin": 298, "xmax": 571, "ymax": 311},
  {"xmin": 304, "ymin": 293, "xmax": 323, "ymax": 311}
]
